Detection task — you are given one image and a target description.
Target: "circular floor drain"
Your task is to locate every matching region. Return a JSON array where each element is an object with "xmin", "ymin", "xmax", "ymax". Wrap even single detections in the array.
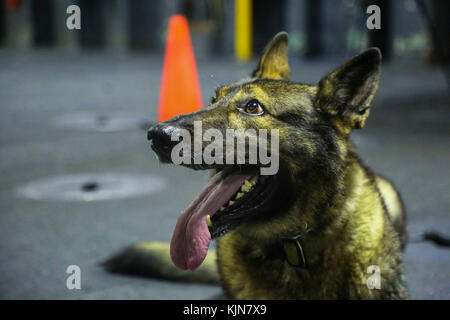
[
  {"xmin": 53, "ymin": 112, "xmax": 154, "ymax": 132},
  {"xmin": 81, "ymin": 181, "xmax": 99, "ymax": 192},
  {"xmin": 16, "ymin": 173, "xmax": 166, "ymax": 202}
]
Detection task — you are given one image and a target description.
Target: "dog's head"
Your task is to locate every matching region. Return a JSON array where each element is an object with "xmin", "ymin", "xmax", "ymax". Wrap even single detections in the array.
[{"xmin": 147, "ymin": 32, "xmax": 381, "ymax": 270}]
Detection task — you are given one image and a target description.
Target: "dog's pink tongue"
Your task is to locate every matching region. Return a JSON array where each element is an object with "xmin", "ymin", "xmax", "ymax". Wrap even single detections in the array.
[{"xmin": 170, "ymin": 171, "xmax": 251, "ymax": 270}]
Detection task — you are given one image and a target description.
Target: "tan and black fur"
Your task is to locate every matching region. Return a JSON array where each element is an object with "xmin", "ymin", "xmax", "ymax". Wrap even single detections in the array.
[{"xmin": 104, "ymin": 32, "xmax": 408, "ymax": 299}]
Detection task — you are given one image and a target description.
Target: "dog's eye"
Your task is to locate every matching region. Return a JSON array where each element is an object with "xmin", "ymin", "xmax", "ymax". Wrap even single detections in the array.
[{"xmin": 244, "ymin": 99, "xmax": 264, "ymax": 115}]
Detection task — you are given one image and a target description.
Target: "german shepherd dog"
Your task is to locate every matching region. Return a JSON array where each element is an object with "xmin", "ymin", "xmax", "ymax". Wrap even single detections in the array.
[{"xmin": 104, "ymin": 32, "xmax": 408, "ymax": 299}]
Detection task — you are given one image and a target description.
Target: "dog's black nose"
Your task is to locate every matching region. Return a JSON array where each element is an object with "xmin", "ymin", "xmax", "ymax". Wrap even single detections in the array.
[
  {"xmin": 147, "ymin": 124, "xmax": 179, "ymax": 162},
  {"xmin": 147, "ymin": 124, "xmax": 174, "ymax": 144}
]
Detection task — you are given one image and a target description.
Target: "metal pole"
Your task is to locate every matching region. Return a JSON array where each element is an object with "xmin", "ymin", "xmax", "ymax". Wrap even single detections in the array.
[
  {"xmin": 235, "ymin": 0, "xmax": 252, "ymax": 61},
  {"xmin": 304, "ymin": 0, "xmax": 323, "ymax": 59}
]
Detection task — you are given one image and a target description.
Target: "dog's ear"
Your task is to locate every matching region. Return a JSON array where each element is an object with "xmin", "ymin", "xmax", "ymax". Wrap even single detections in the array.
[
  {"xmin": 315, "ymin": 48, "xmax": 381, "ymax": 132},
  {"xmin": 252, "ymin": 32, "xmax": 290, "ymax": 80}
]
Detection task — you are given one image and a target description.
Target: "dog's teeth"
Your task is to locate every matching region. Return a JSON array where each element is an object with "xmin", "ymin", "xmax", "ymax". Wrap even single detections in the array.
[
  {"xmin": 220, "ymin": 206, "xmax": 225, "ymax": 211},
  {"xmin": 206, "ymin": 215, "xmax": 212, "ymax": 227},
  {"xmin": 249, "ymin": 176, "xmax": 258, "ymax": 185},
  {"xmin": 236, "ymin": 192, "xmax": 244, "ymax": 199},
  {"xmin": 228, "ymin": 200, "xmax": 235, "ymax": 206}
]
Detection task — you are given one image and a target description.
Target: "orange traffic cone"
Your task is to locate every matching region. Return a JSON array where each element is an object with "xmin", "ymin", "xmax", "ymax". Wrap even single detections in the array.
[{"xmin": 158, "ymin": 15, "xmax": 202, "ymax": 122}]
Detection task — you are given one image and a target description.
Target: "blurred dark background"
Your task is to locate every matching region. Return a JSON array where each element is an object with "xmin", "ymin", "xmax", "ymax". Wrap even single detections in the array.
[
  {"xmin": 0, "ymin": 0, "xmax": 448, "ymax": 299},
  {"xmin": 1, "ymin": 0, "xmax": 449, "ymax": 62}
]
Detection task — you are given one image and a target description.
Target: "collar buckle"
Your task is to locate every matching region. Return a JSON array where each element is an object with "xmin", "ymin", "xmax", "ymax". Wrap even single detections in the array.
[{"xmin": 281, "ymin": 234, "xmax": 307, "ymax": 269}]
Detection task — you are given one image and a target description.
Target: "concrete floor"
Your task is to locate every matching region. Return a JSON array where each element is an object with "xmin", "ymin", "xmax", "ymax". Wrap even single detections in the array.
[{"xmin": 0, "ymin": 50, "xmax": 449, "ymax": 299}]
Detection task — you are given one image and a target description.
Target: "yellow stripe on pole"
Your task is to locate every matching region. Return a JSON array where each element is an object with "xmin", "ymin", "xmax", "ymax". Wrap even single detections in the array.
[{"xmin": 235, "ymin": 0, "xmax": 252, "ymax": 61}]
